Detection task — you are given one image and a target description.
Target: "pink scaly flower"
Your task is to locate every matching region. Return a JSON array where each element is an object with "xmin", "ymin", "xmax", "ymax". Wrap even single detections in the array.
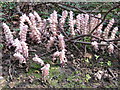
[
  {"xmin": 28, "ymin": 12, "xmax": 42, "ymax": 43},
  {"xmin": 58, "ymin": 34, "xmax": 65, "ymax": 50},
  {"xmin": 102, "ymin": 18, "xmax": 114, "ymax": 39},
  {"xmin": 29, "ymin": 13, "xmax": 36, "ymax": 26},
  {"xmin": 41, "ymin": 19, "xmax": 47, "ymax": 34},
  {"xmin": 13, "ymin": 52, "xmax": 26, "ymax": 64},
  {"xmin": 47, "ymin": 36, "xmax": 55, "ymax": 50},
  {"xmin": 90, "ymin": 14, "xmax": 99, "ymax": 32},
  {"xmin": 20, "ymin": 41, "xmax": 29, "ymax": 58},
  {"xmin": 19, "ymin": 23, "xmax": 28, "ymax": 42},
  {"xmin": 59, "ymin": 10, "xmax": 68, "ymax": 29},
  {"xmin": 59, "ymin": 49, "xmax": 67, "ymax": 65},
  {"xmin": 69, "ymin": 11, "xmax": 75, "ymax": 36},
  {"xmin": 96, "ymin": 14, "xmax": 103, "ymax": 38},
  {"xmin": 91, "ymin": 41, "xmax": 99, "ymax": 50},
  {"xmin": 77, "ymin": 14, "xmax": 86, "ymax": 34},
  {"xmin": 52, "ymin": 51, "xmax": 61, "ymax": 61},
  {"xmin": 48, "ymin": 10, "xmax": 58, "ymax": 36},
  {"xmin": 13, "ymin": 38, "xmax": 23, "ymax": 53},
  {"xmin": 33, "ymin": 54, "xmax": 44, "ymax": 66},
  {"xmin": 33, "ymin": 11, "xmax": 42, "ymax": 22},
  {"xmin": 41, "ymin": 64, "xmax": 50, "ymax": 78},
  {"xmin": 29, "ymin": 25, "xmax": 41, "ymax": 43},
  {"xmin": 33, "ymin": 11, "xmax": 44, "ymax": 31},
  {"xmin": 2, "ymin": 23, "xmax": 14, "ymax": 45},
  {"xmin": 20, "ymin": 14, "xmax": 32, "ymax": 26},
  {"xmin": 76, "ymin": 14, "xmax": 81, "ymax": 34},
  {"xmin": 108, "ymin": 43, "xmax": 114, "ymax": 54},
  {"xmin": 110, "ymin": 27, "xmax": 118, "ymax": 40},
  {"xmin": 84, "ymin": 14, "xmax": 89, "ymax": 34}
]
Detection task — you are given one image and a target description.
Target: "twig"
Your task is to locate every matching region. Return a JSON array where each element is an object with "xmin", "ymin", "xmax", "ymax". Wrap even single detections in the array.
[
  {"xmin": 71, "ymin": 40, "xmax": 120, "ymax": 51},
  {"xmin": 66, "ymin": 34, "xmax": 104, "ymax": 42},
  {"xmin": 66, "ymin": 34, "xmax": 91, "ymax": 42},
  {"xmin": 72, "ymin": 41, "xmax": 109, "ymax": 46},
  {"xmin": 107, "ymin": 38, "xmax": 120, "ymax": 42},
  {"xmin": 73, "ymin": 43, "xmax": 81, "ymax": 52},
  {"xmin": 9, "ymin": 63, "xmax": 13, "ymax": 80},
  {"xmin": 113, "ymin": 43, "xmax": 120, "ymax": 51},
  {"xmin": 58, "ymin": 25, "xmax": 69, "ymax": 39},
  {"xmin": 107, "ymin": 68, "xmax": 117, "ymax": 80},
  {"xmin": 66, "ymin": 34, "xmax": 120, "ymax": 43},
  {"xmin": 39, "ymin": 48, "xmax": 56, "ymax": 57},
  {"xmin": 58, "ymin": 24, "xmax": 83, "ymax": 54}
]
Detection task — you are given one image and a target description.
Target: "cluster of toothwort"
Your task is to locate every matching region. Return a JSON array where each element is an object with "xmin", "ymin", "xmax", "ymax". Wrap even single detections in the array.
[
  {"xmin": 75, "ymin": 13, "xmax": 118, "ymax": 53},
  {"xmin": 2, "ymin": 10, "xmax": 119, "ymax": 78}
]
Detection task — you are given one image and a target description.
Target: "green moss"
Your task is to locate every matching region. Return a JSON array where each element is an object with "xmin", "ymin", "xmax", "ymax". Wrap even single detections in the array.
[
  {"xmin": 67, "ymin": 76, "xmax": 73, "ymax": 81},
  {"xmin": 49, "ymin": 80, "xmax": 59, "ymax": 87},
  {"xmin": 49, "ymin": 66, "xmax": 60, "ymax": 75},
  {"xmin": 30, "ymin": 62, "xmax": 41, "ymax": 69},
  {"xmin": 27, "ymin": 62, "xmax": 42, "ymax": 78},
  {"xmin": 27, "ymin": 68, "xmax": 41, "ymax": 78}
]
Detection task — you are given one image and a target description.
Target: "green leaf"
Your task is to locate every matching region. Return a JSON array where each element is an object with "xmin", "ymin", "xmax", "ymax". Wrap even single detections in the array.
[
  {"xmin": 95, "ymin": 55, "xmax": 99, "ymax": 59},
  {"xmin": 3, "ymin": 4, "xmax": 7, "ymax": 7},
  {"xmin": 107, "ymin": 61, "xmax": 112, "ymax": 66},
  {"xmin": 13, "ymin": 28, "xmax": 20, "ymax": 31},
  {"xmin": 0, "ymin": 13, "xmax": 4, "ymax": 16},
  {"xmin": 10, "ymin": 6, "xmax": 13, "ymax": 9},
  {"xmin": 85, "ymin": 58, "xmax": 89, "ymax": 63},
  {"xmin": 0, "ymin": 18, "xmax": 6, "ymax": 21},
  {"xmin": 86, "ymin": 74, "xmax": 91, "ymax": 81},
  {"xmin": 0, "ymin": 44, "xmax": 3, "ymax": 49},
  {"xmin": 100, "ymin": 61, "xmax": 104, "ymax": 66}
]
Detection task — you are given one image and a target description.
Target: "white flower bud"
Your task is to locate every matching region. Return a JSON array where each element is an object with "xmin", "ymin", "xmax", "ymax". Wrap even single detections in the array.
[
  {"xmin": 41, "ymin": 64, "xmax": 50, "ymax": 77},
  {"xmin": 33, "ymin": 54, "xmax": 44, "ymax": 66}
]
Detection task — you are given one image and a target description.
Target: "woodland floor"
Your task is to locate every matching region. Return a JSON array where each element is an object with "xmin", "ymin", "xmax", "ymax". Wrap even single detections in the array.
[
  {"xmin": 0, "ymin": 2, "xmax": 120, "ymax": 89},
  {"xmin": 1, "ymin": 41, "xmax": 120, "ymax": 88}
]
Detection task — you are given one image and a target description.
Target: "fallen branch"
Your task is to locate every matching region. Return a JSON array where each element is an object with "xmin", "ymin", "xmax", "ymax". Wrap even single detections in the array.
[
  {"xmin": 66, "ymin": 34, "xmax": 91, "ymax": 42},
  {"xmin": 66, "ymin": 34, "xmax": 120, "ymax": 43},
  {"xmin": 90, "ymin": 4, "xmax": 120, "ymax": 34},
  {"xmin": 72, "ymin": 41, "xmax": 108, "ymax": 46},
  {"xmin": 72, "ymin": 41, "xmax": 120, "ymax": 51}
]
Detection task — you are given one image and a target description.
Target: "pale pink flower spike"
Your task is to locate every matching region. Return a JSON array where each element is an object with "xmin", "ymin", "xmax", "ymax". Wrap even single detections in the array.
[
  {"xmin": 41, "ymin": 64, "xmax": 50, "ymax": 78},
  {"xmin": 32, "ymin": 54, "xmax": 44, "ymax": 66},
  {"xmin": 91, "ymin": 41, "xmax": 99, "ymax": 51},
  {"xmin": 13, "ymin": 52, "xmax": 26, "ymax": 64}
]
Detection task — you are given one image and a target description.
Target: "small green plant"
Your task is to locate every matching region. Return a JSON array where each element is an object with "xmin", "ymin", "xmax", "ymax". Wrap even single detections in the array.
[
  {"xmin": 99, "ymin": 61, "xmax": 104, "ymax": 66},
  {"xmin": 94, "ymin": 54, "xmax": 100, "ymax": 60},
  {"xmin": 13, "ymin": 28, "xmax": 20, "ymax": 31},
  {"xmin": 85, "ymin": 58, "xmax": 89, "ymax": 63},
  {"xmin": 107, "ymin": 61, "xmax": 112, "ymax": 66},
  {"xmin": 85, "ymin": 74, "xmax": 91, "ymax": 82},
  {"xmin": 84, "ymin": 37, "xmax": 91, "ymax": 42},
  {"xmin": 0, "ymin": 44, "xmax": 3, "ymax": 49}
]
